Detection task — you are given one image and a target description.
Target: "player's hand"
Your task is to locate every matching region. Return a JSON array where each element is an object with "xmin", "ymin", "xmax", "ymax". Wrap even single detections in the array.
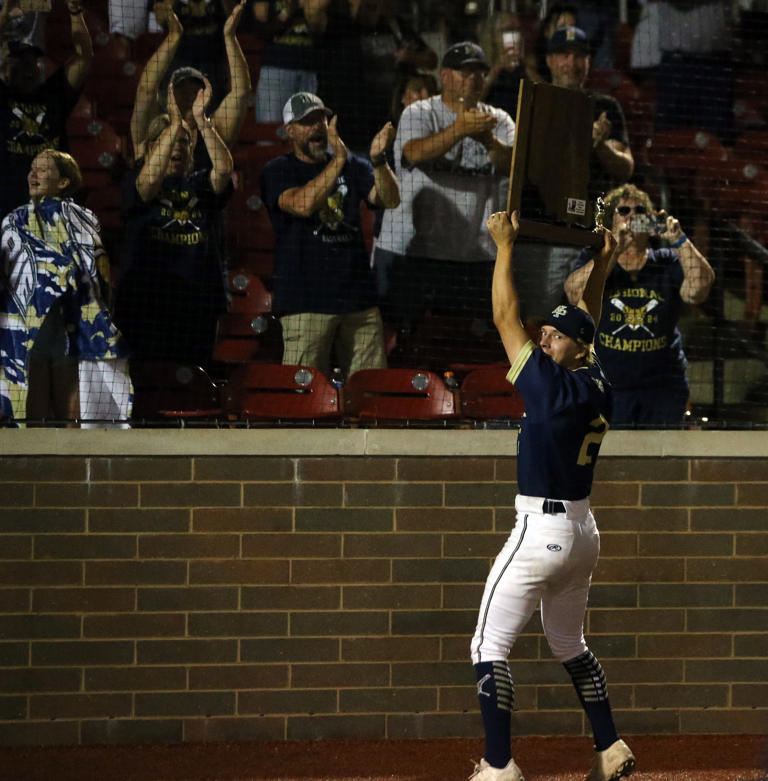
[
  {"xmin": 592, "ymin": 111, "xmax": 611, "ymax": 148},
  {"xmin": 328, "ymin": 115, "xmax": 348, "ymax": 164},
  {"xmin": 370, "ymin": 121, "xmax": 395, "ymax": 161},
  {"xmin": 192, "ymin": 77, "xmax": 213, "ymax": 128},
  {"xmin": 486, "ymin": 210, "xmax": 519, "ymax": 249},
  {"xmin": 663, "ymin": 211, "xmax": 684, "ymax": 243},
  {"xmin": 595, "ymin": 226, "xmax": 618, "ymax": 268},
  {"xmin": 223, "ymin": 0, "xmax": 245, "ymax": 38},
  {"xmin": 164, "ymin": 3, "xmax": 182, "ymax": 36}
]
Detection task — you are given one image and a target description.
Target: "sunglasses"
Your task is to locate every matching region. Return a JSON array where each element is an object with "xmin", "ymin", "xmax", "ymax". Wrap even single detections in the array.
[{"xmin": 616, "ymin": 205, "xmax": 647, "ymax": 216}]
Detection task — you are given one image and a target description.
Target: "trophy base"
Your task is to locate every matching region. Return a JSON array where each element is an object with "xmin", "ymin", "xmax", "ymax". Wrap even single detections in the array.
[{"xmin": 514, "ymin": 217, "xmax": 604, "ymax": 248}]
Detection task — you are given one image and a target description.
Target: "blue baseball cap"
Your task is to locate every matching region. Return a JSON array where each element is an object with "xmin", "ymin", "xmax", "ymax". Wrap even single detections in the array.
[
  {"xmin": 546, "ymin": 304, "xmax": 595, "ymax": 344},
  {"xmin": 547, "ymin": 26, "xmax": 590, "ymax": 55}
]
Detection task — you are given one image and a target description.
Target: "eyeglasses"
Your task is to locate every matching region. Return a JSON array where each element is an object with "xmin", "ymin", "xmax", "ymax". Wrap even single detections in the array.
[{"xmin": 616, "ymin": 205, "xmax": 647, "ymax": 216}]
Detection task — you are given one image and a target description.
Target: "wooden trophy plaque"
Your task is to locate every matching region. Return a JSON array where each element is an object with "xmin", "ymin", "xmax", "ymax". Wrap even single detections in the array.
[{"xmin": 507, "ymin": 80, "xmax": 603, "ymax": 248}]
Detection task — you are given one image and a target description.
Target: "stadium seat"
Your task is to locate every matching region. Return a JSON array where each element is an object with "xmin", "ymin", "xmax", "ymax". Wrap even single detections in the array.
[
  {"xmin": 85, "ymin": 59, "xmax": 140, "ymax": 137},
  {"xmin": 223, "ymin": 363, "xmax": 340, "ymax": 420},
  {"xmin": 227, "ymin": 270, "xmax": 272, "ymax": 314},
  {"xmin": 227, "ymin": 188, "xmax": 276, "ymax": 253},
  {"xmin": 133, "ymin": 32, "xmax": 165, "ymax": 66},
  {"xmin": 460, "ymin": 364, "xmax": 525, "ymax": 420},
  {"xmin": 67, "ymin": 117, "xmax": 124, "ymax": 192},
  {"xmin": 646, "ymin": 127, "xmax": 729, "ymax": 174},
  {"xmin": 85, "ymin": 183, "xmax": 122, "ymax": 232},
  {"xmin": 130, "ymin": 362, "xmax": 222, "ymax": 421},
  {"xmin": 733, "ymin": 130, "xmax": 768, "ymax": 168},
  {"xmin": 344, "ymin": 368, "xmax": 457, "ymax": 421},
  {"xmin": 213, "ymin": 312, "xmax": 283, "ymax": 364},
  {"xmin": 237, "ymin": 118, "xmax": 290, "ymax": 148}
]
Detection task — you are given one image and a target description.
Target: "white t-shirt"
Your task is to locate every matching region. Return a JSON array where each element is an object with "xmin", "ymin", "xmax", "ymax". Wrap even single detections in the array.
[{"xmin": 375, "ymin": 95, "xmax": 515, "ymax": 262}]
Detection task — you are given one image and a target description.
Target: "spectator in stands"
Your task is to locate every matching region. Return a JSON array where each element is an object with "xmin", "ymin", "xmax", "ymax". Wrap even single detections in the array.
[
  {"xmin": 564, "ymin": 183, "xmax": 715, "ymax": 426},
  {"xmin": 260, "ymin": 91, "xmax": 399, "ymax": 379},
  {"xmin": 252, "ymin": 0, "xmax": 330, "ymax": 123},
  {"xmin": 0, "ymin": 150, "xmax": 131, "ymax": 426},
  {"xmin": 0, "ymin": 0, "xmax": 91, "ymax": 220},
  {"xmin": 373, "ymin": 41, "xmax": 515, "ymax": 362},
  {"xmin": 152, "ymin": 0, "xmax": 239, "ymax": 108},
  {"xmin": 0, "ymin": 0, "xmax": 47, "ymax": 63},
  {"xmin": 513, "ymin": 25, "xmax": 634, "ymax": 329},
  {"xmin": 630, "ymin": 0, "xmax": 733, "ymax": 140},
  {"xmin": 547, "ymin": 26, "xmax": 633, "ymax": 197},
  {"xmin": 529, "ymin": 3, "xmax": 577, "ymax": 83},
  {"xmin": 109, "ymin": 0, "xmax": 158, "ymax": 54},
  {"xmin": 115, "ymin": 82, "xmax": 233, "ymax": 369},
  {"xmin": 318, "ymin": 0, "xmax": 437, "ymax": 154},
  {"xmin": 130, "ymin": 0, "xmax": 250, "ymax": 164},
  {"xmin": 390, "ymin": 70, "xmax": 438, "ymax": 127},
  {"xmin": 480, "ymin": 11, "xmax": 538, "ymax": 118}
]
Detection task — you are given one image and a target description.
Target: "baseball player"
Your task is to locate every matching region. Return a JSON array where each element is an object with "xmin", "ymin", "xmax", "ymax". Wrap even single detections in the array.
[{"xmin": 469, "ymin": 211, "xmax": 635, "ymax": 781}]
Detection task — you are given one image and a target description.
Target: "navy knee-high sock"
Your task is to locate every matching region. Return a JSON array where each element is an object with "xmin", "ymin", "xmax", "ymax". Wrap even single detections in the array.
[
  {"xmin": 563, "ymin": 649, "xmax": 619, "ymax": 751},
  {"xmin": 474, "ymin": 660, "xmax": 514, "ymax": 769}
]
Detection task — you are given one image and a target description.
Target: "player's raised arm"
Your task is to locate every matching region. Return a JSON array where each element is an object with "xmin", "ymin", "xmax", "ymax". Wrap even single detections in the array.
[
  {"xmin": 488, "ymin": 210, "xmax": 529, "ymax": 365},
  {"xmin": 579, "ymin": 227, "xmax": 617, "ymax": 326}
]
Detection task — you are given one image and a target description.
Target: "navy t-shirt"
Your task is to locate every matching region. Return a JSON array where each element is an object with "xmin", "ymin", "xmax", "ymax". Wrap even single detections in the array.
[
  {"xmin": 0, "ymin": 69, "xmax": 80, "ymax": 219},
  {"xmin": 509, "ymin": 342, "xmax": 611, "ymax": 500},
  {"xmin": 120, "ymin": 167, "xmax": 231, "ymax": 300},
  {"xmin": 260, "ymin": 152, "xmax": 379, "ymax": 315},
  {"xmin": 571, "ymin": 246, "xmax": 687, "ymax": 389}
]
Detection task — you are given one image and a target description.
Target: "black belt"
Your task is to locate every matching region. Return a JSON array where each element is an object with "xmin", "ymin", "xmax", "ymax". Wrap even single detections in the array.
[{"xmin": 543, "ymin": 499, "xmax": 566, "ymax": 514}]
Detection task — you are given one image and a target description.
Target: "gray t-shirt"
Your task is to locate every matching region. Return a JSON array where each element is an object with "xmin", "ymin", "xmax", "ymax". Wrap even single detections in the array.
[{"xmin": 375, "ymin": 95, "xmax": 515, "ymax": 262}]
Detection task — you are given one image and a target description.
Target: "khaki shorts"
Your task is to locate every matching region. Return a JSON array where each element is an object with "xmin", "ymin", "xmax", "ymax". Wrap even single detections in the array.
[{"xmin": 280, "ymin": 307, "xmax": 386, "ymax": 379}]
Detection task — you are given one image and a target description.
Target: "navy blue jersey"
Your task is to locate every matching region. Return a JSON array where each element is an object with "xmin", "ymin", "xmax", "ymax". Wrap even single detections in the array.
[
  {"xmin": 509, "ymin": 342, "xmax": 611, "ymax": 500},
  {"xmin": 571, "ymin": 247, "xmax": 686, "ymax": 389},
  {"xmin": 260, "ymin": 152, "xmax": 379, "ymax": 316}
]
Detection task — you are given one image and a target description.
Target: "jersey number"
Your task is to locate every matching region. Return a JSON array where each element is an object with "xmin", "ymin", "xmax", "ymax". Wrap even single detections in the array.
[{"xmin": 576, "ymin": 414, "xmax": 609, "ymax": 467}]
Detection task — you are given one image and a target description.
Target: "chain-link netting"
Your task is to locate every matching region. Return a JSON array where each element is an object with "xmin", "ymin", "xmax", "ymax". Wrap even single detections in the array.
[{"xmin": 1, "ymin": 0, "xmax": 766, "ymax": 428}]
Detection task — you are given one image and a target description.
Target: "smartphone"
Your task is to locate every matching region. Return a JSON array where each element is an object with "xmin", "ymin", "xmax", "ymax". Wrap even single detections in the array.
[{"xmin": 502, "ymin": 30, "xmax": 523, "ymax": 55}]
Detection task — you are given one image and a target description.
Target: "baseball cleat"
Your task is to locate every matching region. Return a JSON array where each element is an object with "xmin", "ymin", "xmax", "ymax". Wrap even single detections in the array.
[
  {"xmin": 586, "ymin": 738, "xmax": 636, "ymax": 781},
  {"xmin": 468, "ymin": 756, "xmax": 525, "ymax": 781}
]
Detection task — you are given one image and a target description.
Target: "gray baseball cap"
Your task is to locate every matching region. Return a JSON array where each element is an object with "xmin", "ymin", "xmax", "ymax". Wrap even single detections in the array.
[{"xmin": 282, "ymin": 92, "xmax": 332, "ymax": 125}]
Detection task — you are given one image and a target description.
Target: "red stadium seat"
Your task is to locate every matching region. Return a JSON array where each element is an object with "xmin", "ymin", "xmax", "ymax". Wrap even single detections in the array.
[
  {"xmin": 223, "ymin": 363, "xmax": 340, "ymax": 420},
  {"xmin": 344, "ymin": 368, "xmax": 457, "ymax": 421},
  {"xmin": 646, "ymin": 127, "xmax": 729, "ymax": 174},
  {"xmin": 85, "ymin": 59, "xmax": 141, "ymax": 137},
  {"xmin": 460, "ymin": 364, "xmax": 525, "ymax": 420},
  {"xmin": 227, "ymin": 270, "xmax": 272, "ymax": 314},
  {"xmin": 67, "ymin": 117, "xmax": 125, "ymax": 191},
  {"xmin": 228, "ymin": 188, "xmax": 276, "ymax": 253},
  {"xmin": 85, "ymin": 183, "xmax": 122, "ymax": 232},
  {"xmin": 237, "ymin": 118, "xmax": 291, "ymax": 148},
  {"xmin": 130, "ymin": 362, "xmax": 222, "ymax": 421},
  {"xmin": 213, "ymin": 312, "xmax": 283, "ymax": 364}
]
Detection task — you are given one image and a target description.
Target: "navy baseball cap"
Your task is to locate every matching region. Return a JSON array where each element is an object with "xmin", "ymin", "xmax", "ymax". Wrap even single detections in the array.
[
  {"xmin": 546, "ymin": 304, "xmax": 595, "ymax": 344},
  {"xmin": 441, "ymin": 41, "xmax": 489, "ymax": 70},
  {"xmin": 282, "ymin": 92, "xmax": 332, "ymax": 125},
  {"xmin": 547, "ymin": 26, "xmax": 590, "ymax": 55}
]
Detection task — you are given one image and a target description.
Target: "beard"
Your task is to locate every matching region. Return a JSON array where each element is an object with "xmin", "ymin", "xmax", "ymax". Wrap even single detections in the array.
[{"xmin": 301, "ymin": 131, "xmax": 329, "ymax": 163}]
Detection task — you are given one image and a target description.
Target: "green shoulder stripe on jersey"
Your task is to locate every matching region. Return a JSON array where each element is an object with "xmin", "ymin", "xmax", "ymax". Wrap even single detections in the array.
[{"xmin": 506, "ymin": 341, "xmax": 535, "ymax": 385}]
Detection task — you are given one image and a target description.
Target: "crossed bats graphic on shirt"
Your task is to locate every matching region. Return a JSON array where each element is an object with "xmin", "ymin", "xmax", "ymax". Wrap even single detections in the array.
[{"xmin": 610, "ymin": 297, "xmax": 659, "ymax": 337}]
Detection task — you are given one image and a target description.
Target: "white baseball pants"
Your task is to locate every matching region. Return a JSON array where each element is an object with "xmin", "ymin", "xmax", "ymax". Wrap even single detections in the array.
[{"xmin": 471, "ymin": 495, "xmax": 600, "ymax": 665}]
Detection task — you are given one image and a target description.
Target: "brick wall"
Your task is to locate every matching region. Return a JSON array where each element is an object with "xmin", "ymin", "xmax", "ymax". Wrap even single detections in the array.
[{"xmin": 0, "ymin": 431, "xmax": 766, "ymax": 746}]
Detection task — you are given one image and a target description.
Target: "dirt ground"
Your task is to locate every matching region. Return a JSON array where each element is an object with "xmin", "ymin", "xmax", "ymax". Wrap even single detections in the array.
[{"xmin": 0, "ymin": 735, "xmax": 766, "ymax": 781}]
